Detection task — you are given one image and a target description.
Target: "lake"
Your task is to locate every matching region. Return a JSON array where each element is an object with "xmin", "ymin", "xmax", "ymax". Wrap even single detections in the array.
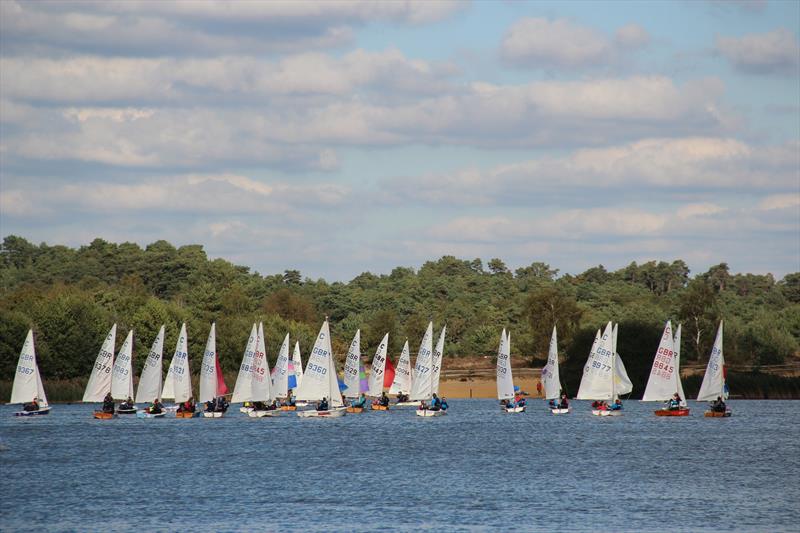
[{"xmin": 1, "ymin": 399, "xmax": 798, "ymax": 532}]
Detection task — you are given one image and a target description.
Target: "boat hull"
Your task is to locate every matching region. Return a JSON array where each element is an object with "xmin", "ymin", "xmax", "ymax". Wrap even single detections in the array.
[
  {"xmin": 14, "ymin": 407, "xmax": 51, "ymax": 417},
  {"xmin": 372, "ymin": 404, "xmax": 389, "ymax": 411},
  {"xmin": 250, "ymin": 410, "xmax": 281, "ymax": 418},
  {"xmin": 296, "ymin": 408, "xmax": 347, "ymax": 418},
  {"xmin": 345, "ymin": 406, "xmax": 365, "ymax": 413},
  {"xmin": 202, "ymin": 411, "xmax": 224, "ymax": 418},
  {"xmin": 592, "ymin": 409, "xmax": 623, "ymax": 417},
  {"xmin": 116, "ymin": 408, "xmax": 137, "ymax": 415},
  {"xmin": 550, "ymin": 408, "xmax": 571, "ymax": 414},
  {"xmin": 239, "ymin": 406, "xmax": 254, "ymax": 414},
  {"xmin": 93, "ymin": 411, "xmax": 117, "ymax": 420},
  {"xmin": 395, "ymin": 401, "xmax": 419, "ymax": 408},
  {"xmin": 504, "ymin": 406, "xmax": 525, "ymax": 413},
  {"xmin": 415, "ymin": 409, "xmax": 446, "ymax": 417},
  {"xmin": 655, "ymin": 408, "xmax": 690, "ymax": 417},
  {"xmin": 279, "ymin": 405, "xmax": 297, "ymax": 411},
  {"xmin": 294, "ymin": 401, "xmax": 309, "ymax": 408},
  {"xmin": 704, "ymin": 410, "xmax": 732, "ymax": 417},
  {"xmin": 137, "ymin": 411, "xmax": 165, "ymax": 418},
  {"xmin": 175, "ymin": 411, "xmax": 200, "ymax": 418}
]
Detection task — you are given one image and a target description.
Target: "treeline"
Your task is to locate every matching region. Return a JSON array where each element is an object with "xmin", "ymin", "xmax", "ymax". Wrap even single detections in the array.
[{"xmin": 1, "ymin": 236, "xmax": 798, "ymax": 397}]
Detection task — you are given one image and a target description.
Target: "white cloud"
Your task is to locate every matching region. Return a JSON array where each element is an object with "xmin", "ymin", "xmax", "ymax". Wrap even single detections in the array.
[
  {"xmin": 757, "ymin": 193, "xmax": 800, "ymax": 211},
  {"xmin": 501, "ymin": 18, "xmax": 650, "ymax": 68},
  {"xmin": 716, "ymin": 28, "xmax": 800, "ymax": 75}
]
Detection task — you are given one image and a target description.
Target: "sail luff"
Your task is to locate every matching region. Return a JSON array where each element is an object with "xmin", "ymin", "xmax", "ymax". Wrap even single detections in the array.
[
  {"xmin": 576, "ymin": 323, "xmax": 614, "ymax": 400},
  {"xmin": 251, "ymin": 322, "xmax": 273, "ymax": 402},
  {"xmin": 272, "ymin": 333, "xmax": 291, "ymax": 398},
  {"xmin": 674, "ymin": 324, "xmax": 687, "ymax": 406},
  {"xmin": 162, "ymin": 323, "xmax": 191, "ymax": 402},
  {"xmin": 296, "ymin": 319, "xmax": 341, "ymax": 403},
  {"xmin": 292, "ymin": 341, "xmax": 303, "ymax": 388}
]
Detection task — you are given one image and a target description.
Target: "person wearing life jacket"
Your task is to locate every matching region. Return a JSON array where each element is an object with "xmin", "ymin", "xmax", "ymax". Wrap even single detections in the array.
[
  {"xmin": 205, "ymin": 399, "xmax": 215, "ymax": 412},
  {"xmin": 148, "ymin": 399, "xmax": 163, "ymax": 414},
  {"xmin": 548, "ymin": 399, "xmax": 557, "ymax": 409},
  {"xmin": 102, "ymin": 392, "xmax": 115, "ymax": 413},
  {"xmin": 430, "ymin": 393, "xmax": 442, "ymax": 411},
  {"xmin": 591, "ymin": 400, "xmax": 602, "ymax": 409},
  {"xmin": 667, "ymin": 393, "xmax": 682, "ymax": 410},
  {"xmin": 215, "ymin": 396, "xmax": 229, "ymax": 412},
  {"xmin": 23, "ymin": 397, "xmax": 40, "ymax": 412},
  {"xmin": 514, "ymin": 393, "xmax": 526, "ymax": 408},
  {"xmin": 119, "ymin": 396, "xmax": 135, "ymax": 410},
  {"xmin": 317, "ymin": 397, "xmax": 329, "ymax": 411},
  {"xmin": 440, "ymin": 397, "xmax": 449, "ymax": 410},
  {"xmin": 352, "ymin": 393, "xmax": 367, "ymax": 409},
  {"xmin": 610, "ymin": 398, "xmax": 623, "ymax": 411},
  {"xmin": 286, "ymin": 391, "xmax": 296, "ymax": 406},
  {"xmin": 711, "ymin": 396, "xmax": 726, "ymax": 412},
  {"xmin": 597, "ymin": 401, "xmax": 609, "ymax": 411},
  {"xmin": 558, "ymin": 394, "xmax": 569, "ymax": 409},
  {"xmin": 396, "ymin": 392, "xmax": 409, "ymax": 403},
  {"xmin": 378, "ymin": 392, "xmax": 390, "ymax": 407}
]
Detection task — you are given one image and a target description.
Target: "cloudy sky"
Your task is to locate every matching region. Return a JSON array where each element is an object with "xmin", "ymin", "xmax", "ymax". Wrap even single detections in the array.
[{"xmin": 1, "ymin": 0, "xmax": 798, "ymax": 280}]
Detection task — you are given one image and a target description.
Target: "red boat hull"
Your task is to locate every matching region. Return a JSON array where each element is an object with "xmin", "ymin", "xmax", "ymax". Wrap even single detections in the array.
[{"xmin": 655, "ymin": 408, "xmax": 690, "ymax": 417}]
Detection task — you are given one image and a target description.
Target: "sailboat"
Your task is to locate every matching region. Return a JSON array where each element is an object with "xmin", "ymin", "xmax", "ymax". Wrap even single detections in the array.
[
  {"xmin": 83, "ymin": 324, "xmax": 118, "ymax": 419},
  {"xmin": 111, "ymin": 330, "xmax": 136, "ymax": 413},
  {"xmin": 367, "ymin": 333, "xmax": 390, "ymax": 410},
  {"xmin": 231, "ymin": 323, "xmax": 258, "ymax": 413},
  {"xmin": 10, "ymin": 330, "xmax": 50, "ymax": 416},
  {"xmin": 642, "ymin": 321, "xmax": 689, "ymax": 416},
  {"xmin": 431, "ymin": 326, "xmax": 446, "ymax": 397},
  {"xmin": 342, "ymin": 330, "xmax": 365, "ymax": 412},
  {"xmin": 162, "ymin": 323, "xmax": 196, "ymax": 418},
  {"xmin": 390, "ymin": 340, "xmax": 415, "ymax": 406},
  {"xmin": 295, "ymin": 318, "xmax": 346, "ymax": 418},
  {"xmin": 577, "ymin": 322, "xmax": 623, "ymax": 416},
  {"xmin": 135, "ymin": 326, "xmax": 166, "ymax": 418},
  {"xmin": 541, "ymin": 326, "xmax": 570, "ymax": 414},
  {"xmin": 412, "ymin": 322, "xmax": 444, "ymax": 417},
  {"xmin": 698, "ymin": 321, "xmax": 731, "ymax": 417},
  {"xmin": 199, "ymin": 323, "xmax": 229, "ymax": 418},
  {"xmin": 271, "ymin": 333, "xmax": 296, "ymax": 410},
  {"xmin": 250, "ymin": 322, "xmax": 278, "ymax": 418},
  {"xmin": 497, "ymin": 329, "xmax": 522, "ymax": 413}
]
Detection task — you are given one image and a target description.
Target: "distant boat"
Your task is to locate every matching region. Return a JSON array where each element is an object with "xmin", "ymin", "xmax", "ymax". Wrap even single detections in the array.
[
  {"xmin": 295, "ymin": 318, "xmax": 346, "ymax": 418},
  {"xmin": 162, "ymin": 323, "xmax": 197, "ymax": 418},
  {"xmin": 111, "ymin": 330, "xmax": 136, "ymax": 414},
  {"xmin": 642, "ymin": 321, "xmax": 689, "ymax": 416},
  {"xmin": 83, "ymin": 324, "xmax": 118, "ymax": 419},
  {"xmin": 342, "ymin": 329, "xmax": 362, "ymax": 406},
  {"xmin": 697, "ymin": 321, "xmax": 731, "ymax": 417},
  {"xmin": 411, "ymin": 322, "xmax": 445, "ymax": 417},
  {"xmin": 135, "ymin": 326, "xmax": 166, "ymax": 418},
  {"xmin": 290, "ymin": 341, "xmax": 307, "ymax": 407},
  {"xmin": 9, "ymin": 330, "xmax": 50, "ymax": 417},
  {"xmin": 249, "ymin": 322, "xmax": 278, "ymax": 418},
  {"xmin": 231, "ymin": 323, "xmax": 258, "ymax": 413},
  {"xmin": 367, "ymin": 333, "xmax": 390, "ymax": 408},
  {"xmin": 199, "ymin": 323, "xmax": 228, "ymax": 418},
  {"xmin": 497, "ymin": 329, "xmax": 523, "ymax": 413},
  {"xmin": 541, "ymin": 326, "xmax": 570, "ymax": 414},
  {"xmin": 271, "ymin": 333, "xmax": 292, "ymax": 401},
  {"xmin": 577, "ymin": 322, "xmax": 623, "ymax": 416},
  {"xmin": 389, "ymin": 340, "xmax": 415, "ymax": 406}
]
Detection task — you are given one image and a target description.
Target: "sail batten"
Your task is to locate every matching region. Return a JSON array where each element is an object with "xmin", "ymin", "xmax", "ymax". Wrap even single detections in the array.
[
  {"xmin": 295, "ymin": 319, "xmax": 343, "ymax": 406},
  {"xmin": 251, "ymin": 322, "xmax": 274, "ymax": 403},
  {"xmin": 576, "ymin": 323, "xmax": 615, "ymax": 400},
  {"xmin": 642, "ymin": 321, "xmax": 679, "ymax": 401}
]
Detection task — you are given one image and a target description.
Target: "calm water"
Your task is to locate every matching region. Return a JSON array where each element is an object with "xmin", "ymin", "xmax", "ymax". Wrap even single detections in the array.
[{"xmin": 1, "ymin": 400, "xmax": 798, "ymax": 532}]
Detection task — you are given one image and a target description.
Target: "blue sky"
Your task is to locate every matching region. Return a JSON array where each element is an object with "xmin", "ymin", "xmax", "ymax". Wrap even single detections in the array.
[{"xmin": 1, "ymin": 0, "xmax": 798, "ymax": 280}]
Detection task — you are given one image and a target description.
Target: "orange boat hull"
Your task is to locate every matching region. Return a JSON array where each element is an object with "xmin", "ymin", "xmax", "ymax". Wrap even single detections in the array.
[
  {"xmin": 345, "ymin": 406, "xmax": 364, "ymax": 413},
  {"xmin": 704, "ymin": 410, "xmax": 732, "ymax": 417},
  {"xmin": 279, "ymin": 405, "xmax": 297, "ymax": 411},
  {"xmin": 655, "ymin": 409, "xmax": 690, "ymax": 417},
  {"xmin": 175, "ymin": 411, "xmax": 197, "ymax": 418},
  {"xmin": 372, "ymin": 405, "xmax": 389, "ymax": 411},
  {"xmin": 93, "ymin": 411, "xmax": 116, "ymax": 419}
]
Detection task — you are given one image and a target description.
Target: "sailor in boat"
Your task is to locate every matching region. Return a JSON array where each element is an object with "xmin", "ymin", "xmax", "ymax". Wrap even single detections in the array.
[
  {"xmin": 176, "ymin": 397, "xmax": 196, "ymax": 414},
  {"xmin": 711, "ymin": 396, "xmax": 727, "ymax": 413},
  {"xmin": 558, "ymin": 394, "xmax": 569, "ymax": 410},
  {"xmin": 591, "ymin": 400, "xmax": 602, "ymax": 409},
  {"xmin": 286, "ymin": 391, "xmax": 296, "ymax": 407},
  {"xmin": 317, "ymin": 397, "xmax": 329, "ymax": 411},
  {"xmin": 23, "ymin": 397, "xmax": 40, "ymax": 412},
  {"xmin": 119, "ymin": 396, "xmax": 135, "ymax": 411},
  {"xmin": 378, "ymin": 392, "xmax": 390, "ymax": 408},
  {"xmin": 610, "ymin": 398, "xmax": 623, "ymax": 411},
  {"xmin": 102, "ymin": 392, "xmax": 115, "ymax": 414},
  {"xmin": 596, "ymin": 401, "xmax": 609, "ymax": 411},
  {"xmin": 352, "ymin": 393, "xmax": 367, "ymax": 409},
  {"xmin": 429, "ymin": 393, "xmax": 443, "ymax": 411},
  {"xmin": 215, "ymin": 396, "xmax": 229, "ymax": 413},
  {"xmin": 514, "ymin": 392, "xmax": 526, "ymax": 408},
  {"xmin": 396, "ymin": 392, "xmax": 410, "ymax": 403},
  {"xmin": 146, "ymin": 399, "xmax": 164, "ymax": 414},
  {"xmin": 440, "ymin": 397, "xmax": 449, "ymax": 411},
  {"xmin": 270, "ymin": 399, "xmax": 281, "ymax": 410},
  {"xmin": 667, "ymin": 393, "xmax": 682, "ymax": 411},
  {"xmin": 547, "ymin": 399, "xmax": 557, "ymax": 409},
  {"xmin": 252, "ymin": 401, "xmax": 267, "ymax": 411}
]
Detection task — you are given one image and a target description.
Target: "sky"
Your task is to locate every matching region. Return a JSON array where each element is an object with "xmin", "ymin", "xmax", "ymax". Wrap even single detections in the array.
[{"xmin": 1, "ymin": 0, "xmax": 798, "ymax": 281}]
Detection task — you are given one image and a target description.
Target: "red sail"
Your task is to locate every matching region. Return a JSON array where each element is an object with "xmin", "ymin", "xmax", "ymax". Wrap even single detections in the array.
[
  {"xmin": 383, "ymin": 356, "xmax": 396, "ymax": 388},
  {"xmin": 215, "ymin": 356, "xmax": 229, "ymax": 396}
]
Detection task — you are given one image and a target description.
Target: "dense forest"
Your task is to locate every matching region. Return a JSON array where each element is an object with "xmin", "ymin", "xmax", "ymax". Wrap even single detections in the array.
[{"xmin": 1, "ymin": 235, "xmax": 799, "ymax": 399}]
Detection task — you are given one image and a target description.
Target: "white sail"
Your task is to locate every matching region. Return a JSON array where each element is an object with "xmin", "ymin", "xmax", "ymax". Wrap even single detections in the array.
[
  {"xmin": 343, "ymin": 329, "xmax": 362, "ymax": 398},
  {"xmin": 612, "ymin": 323, "xmax": 633, "ymax": 396},
  {"xmin": 431, "ymin": 326, "xmax": 446, "ymax": 395},
  {"xmin": 83, "ymin": 324, "xmax": 117, "ymax": 402},
  {"xmin": 198, "ymin": 323, "xmax": 218, "ymax": 403},
  {"xmin": 10, "ymin": 330, "xmax": 48, "ymax": 406},
  {"xmin": 674, "ymin": 324, "xmax": 687, "ymax": 406},
  {"xmin": 641, "ymin": 321, "xmax": 678, "ymax": 401},
  {"xmin": 162, "ymin": 323, "xmax": 192, "ymax": 402},
  {"xmin": 231, "ymin": 323, "xmax": 258, "ymax": 404},
  {"xmin": 295, "ymin": 319, "xmax": 343, "ymax": 407},
  {"xmin": 389, "ymin": 340, "xmax": 412, "ymax": 395},
  {"xmin": 576, "ymin": 323, "xmax": 614, "ymax": 400},
  {"xmin": 368, "ymin": 333, "xmax": 389, "ymax": 397},
  {"xmin": 111, "ymin": 329, "xmax": 135, "ymax": 400},
  {"xmin": 697, "ymin": 321, "xmax": 727, "ymax": 401},
  {"xmin": 272, "ymin": 333, "xmax": 291, "ymax": 398},
  {"xmin": 135, "ymin": 326, "xmax": 164, "ymax": 403},
  {"xmin": 292, "ymin": 341, "xmax": 303, "ymax": 388},
  {"xmin": 409, "ymin": 322, "xmax": 434, "ymax": 401},
  {"xmin": 541, "ymin": 326, "xmax": 561, "ymax": 400},
  {"xmin": 251, "ymin": 322, "xmax": 273, "ymax": 402},
  {"xmin": 496, "ymin": 329, "xmax": 515, "ymax": 400},
  {"xmin": 575, "ymin": 329, "xmax": 601, "ymax": 399}
]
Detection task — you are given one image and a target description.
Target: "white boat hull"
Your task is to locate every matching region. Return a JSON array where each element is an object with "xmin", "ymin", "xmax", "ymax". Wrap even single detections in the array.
[
  {"xmin": 550, "ymin": 408, "xmax": 571, "ymax": 414},
  {"xmin": 294, "ymin": 401, "xmax": 309, "ymax": 408},
  {"xmin": 239, "ymin": 406, "xmax": 254, "ymax": 414},
  {"xmin": 117, "ymin": 407, "xmax": 138, "ymax": 414},
  {"xmin": 249, "ymin": 410, "xmax": 282, "ymax": 418},
  {"xmin": 202, "ymin": 411, "xmax": 224, "ymax": 418},
  {"xmin": 296, "ymin": 407, "xmax": 347, "ymax": 418},
  {"xmin": 13, "ymin": 406, "xmax": 51, "ymax": 417},
  {"xmin": 592, "ymin": 409, "xmax": 623, "ymax": 417},
  {"xmin": 415, "ymin": 409, "xmax": 446, "ymax": 417},
  {"xmin": 136, "ymin": 411, "xmax": 165, "ymax": 418},
  {"xmin": 395, "ymin": 401, "xmax": 419, "ymax": 408},
  {"xmin": 504, "ymin": 406, "xmax": 525, "ymax": 413}
]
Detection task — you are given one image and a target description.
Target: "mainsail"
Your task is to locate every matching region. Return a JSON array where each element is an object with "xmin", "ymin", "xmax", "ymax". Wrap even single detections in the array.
[
  {"xmin": 367, "ymin": 333, "xmax": 389, "ymax": 397},
  {"xmin": 409, "ymin": 322, "xmax": 434, "ymax": 401},
  {"xmin": 198, "ymin": 323, "xmax": 219, "ymax": 403},
  {"xmin": 231, "ymin": 323, "xmax": 258, "ymax": 404},
  {"xmin": 697, "ymin": 321, "xmax": 727, "ymax": 401},
  {"xmin": 111, "ymin": 329, "xmax": 135, "ymax": 400},
  {"xmin": 83, "ymin": 324, "xmax": 117, "ymax": 402},
  {"xmin": 343, "ymin": 330, "xmax": 362, "ymax": 399},
  {"xmin": 576, "ymin": 323, "xmax": 615, "ymax": 400},
  {"xmin": 389, "ymin": 340, "xmax": 412, "ymax": 395},
  {"xmin": 135, "ymin": 326, "xmax": 164, "ymax": 403},
  {"xmin": 496, "ymin": 329, "xmax": 515, "ymax": 400},
  {"xmin": 251, "ymin": 322, "xmax": 273, "ymax": 403},
  {"xmin": 674, "ymin": 324, "xmax": 686, "ymax": 405},
  {"xmin": 541, "ymin": 326, "xmax": 561, "ymax": 400},
  {"xmin": 272, "ymin": 333, "xmax": 291, "ymax": 398},
  {"xmin": 295, "ymin": 319, "xmax": 343, "ymax": 407},
  {"xmin": 612, "ymin": 323, "xmax": 633, "ymax": 396},
  {"xmin": 291, "ymin": 341, "xmax": 303, "ymax": 389},
  {"xmin": 10, "ymin": 330, "xmax": 48, "ymax": 407},
  {"xmin": 642, "ymin": 321, "xmax": 679, "ymax": 401},
  {"xmin": 162, "ymin": 323, "xmax": 192, "ymax": 403},
  {"xmin": 431, "ymin": 326, "xmax": 446, "ymax": 395}
]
